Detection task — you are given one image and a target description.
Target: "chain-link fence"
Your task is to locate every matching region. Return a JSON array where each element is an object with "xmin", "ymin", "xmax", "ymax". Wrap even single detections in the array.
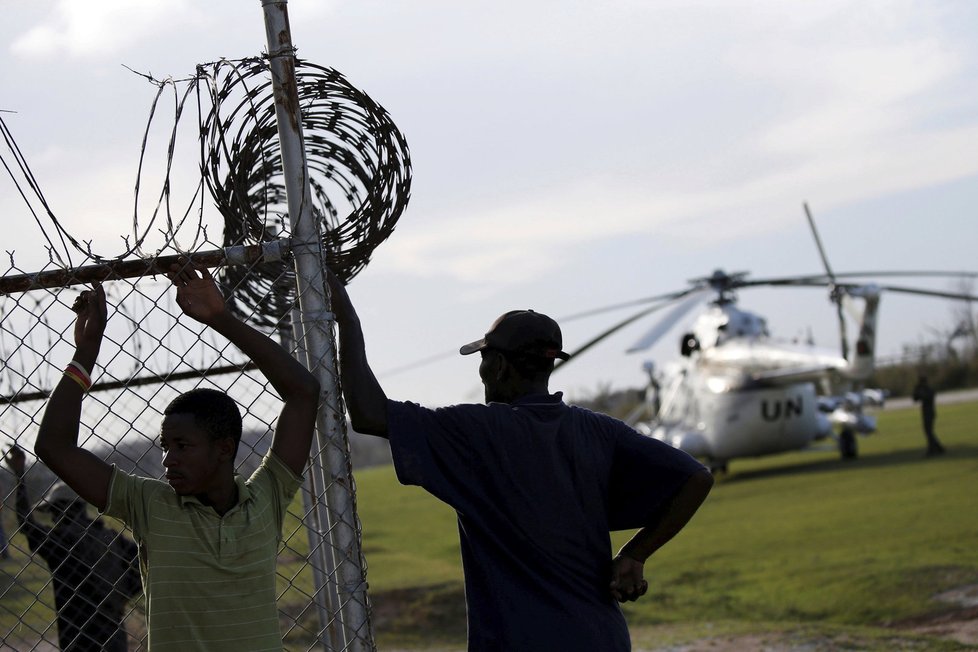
[
  {"xmin": 1, "ymin": 4, "xmax": 411, "ymax": 647},
  {"xmin": 0, "ymin": 244, "xmax": 375, "ymax": 650}
]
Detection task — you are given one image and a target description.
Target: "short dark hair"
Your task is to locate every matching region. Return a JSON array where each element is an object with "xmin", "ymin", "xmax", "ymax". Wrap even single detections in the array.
[{"xmin": 164, "ymin": 388, "xmax": 242, "ymax": 452}]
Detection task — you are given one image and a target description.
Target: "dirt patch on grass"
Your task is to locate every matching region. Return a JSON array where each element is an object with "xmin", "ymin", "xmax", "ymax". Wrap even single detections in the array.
[
  {"xmin": 371, "ymin": 583, "xmax": 467, "ymax": 647},
  {"xmin": 632, "ymin": 588, "xmax": 978, "ymax": 652},
  {"xmin": 370, "ymin": 583, "xmax": 978, "ymax": 651},
  {"xmin": 634, "ymin": 617, "xmax": 978, "ymax": 651},
  {"xmin": 888, "ymin": 584, "xmax": 978, "ymax": 648},
  {"xmin": 896, "ymin": 606, "xmax": 978, "ymax": 647}
]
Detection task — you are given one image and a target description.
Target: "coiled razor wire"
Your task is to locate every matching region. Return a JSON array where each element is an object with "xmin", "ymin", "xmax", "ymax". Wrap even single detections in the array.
[
  {"xmin": 200, "ymin": 58, "xmax": 411, "ymax": 326},
  {"xmin": 1, "ymin": 56, "xmax": 411, "ymax": 327}
]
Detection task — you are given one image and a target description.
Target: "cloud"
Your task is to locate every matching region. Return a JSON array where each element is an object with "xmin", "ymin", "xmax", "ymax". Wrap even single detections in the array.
[
  {"xmin": 375, "ymin": 103, "xmax": 978, "ymax": 286},
  {"xmin": 365, "ymin": 1, "xmax": 978, "ymax": 287},
  {"xmin": 371, "ymin": 178, "xmax": 673, "ymax": 282},
  {"xmin": 739, "ymin": 40, "xmax": 960, "ymax": 157},
  {"xmin": 10, "ymin": 0, "xmax": 198, "ymax": 59},
  {"xmin": 7, "ymin": 0, "xmax": 977, "ymax": 299}
]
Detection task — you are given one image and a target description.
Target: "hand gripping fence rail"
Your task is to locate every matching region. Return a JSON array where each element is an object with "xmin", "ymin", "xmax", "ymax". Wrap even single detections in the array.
[{"xmin": 0, "ymin": 1, "xmax": 411, "ymax": 649}]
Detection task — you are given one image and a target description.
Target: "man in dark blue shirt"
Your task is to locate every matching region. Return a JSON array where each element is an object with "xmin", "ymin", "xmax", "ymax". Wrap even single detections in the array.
[{"xmin": 327, "ymin": 272, "xmax": 713, "ymax": 651}]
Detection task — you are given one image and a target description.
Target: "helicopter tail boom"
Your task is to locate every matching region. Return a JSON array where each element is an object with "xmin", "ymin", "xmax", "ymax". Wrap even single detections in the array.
[{"xmin": 842, "ymin": 284, "xmax": 881, "ymax": 381}]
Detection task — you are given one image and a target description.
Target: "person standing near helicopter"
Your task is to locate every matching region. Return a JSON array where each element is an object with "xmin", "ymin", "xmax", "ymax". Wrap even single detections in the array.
[
  {"xmin": 912, "ymin": 375, "xmax": 945, "ymax": 456},
  {"xmin": 325, "ymin": 269, "xmax": 714, "ymax": 651}
]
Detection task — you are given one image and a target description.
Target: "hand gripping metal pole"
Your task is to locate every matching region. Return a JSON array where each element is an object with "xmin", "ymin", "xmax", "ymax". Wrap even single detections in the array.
[{"xmin": 260, "ymin": 2, "xmax": 373, "ymax": 650}]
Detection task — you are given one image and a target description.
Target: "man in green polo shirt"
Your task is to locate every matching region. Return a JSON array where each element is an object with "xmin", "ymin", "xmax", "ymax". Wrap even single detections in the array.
[{"xmin": 35, "ymin": 262, "xmax": 321, "ymax": 651}]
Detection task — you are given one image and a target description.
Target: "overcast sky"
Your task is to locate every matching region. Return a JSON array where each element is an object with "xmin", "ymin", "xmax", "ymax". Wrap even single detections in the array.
[{"xmin": 2, "ymin": 1, "xmax": 977, "ymax": 407}]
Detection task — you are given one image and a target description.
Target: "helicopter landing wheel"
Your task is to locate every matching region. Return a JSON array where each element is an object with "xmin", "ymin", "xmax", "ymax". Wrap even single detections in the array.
[{"xmin": 838, "ymin": 428, "xmax": 858, "ymax": 460}]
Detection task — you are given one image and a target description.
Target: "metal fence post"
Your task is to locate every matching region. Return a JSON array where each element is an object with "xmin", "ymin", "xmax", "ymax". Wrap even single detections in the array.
[{"xmin": 260, "ymin": 1, "xmax": 373, "ymax": 650}]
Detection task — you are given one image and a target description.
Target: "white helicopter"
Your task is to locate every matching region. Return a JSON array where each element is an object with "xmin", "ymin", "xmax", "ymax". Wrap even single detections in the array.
[
  {"xmin": 629, "ymin": 270, "xmax": 882, "ymax": 474},
  {"xmin": 555, "ymin": 210, "xmax": 978, "ymax": 473}
]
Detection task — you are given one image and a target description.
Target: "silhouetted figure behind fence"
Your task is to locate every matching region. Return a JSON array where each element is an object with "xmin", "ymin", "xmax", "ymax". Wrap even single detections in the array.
[{"xmin": 5, "ymin": 446, "xmax": 141, "ymax": 651}]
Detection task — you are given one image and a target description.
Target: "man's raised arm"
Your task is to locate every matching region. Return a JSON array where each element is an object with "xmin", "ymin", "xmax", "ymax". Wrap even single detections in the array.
[
  {"xmin": 325, "ymin": 270, "xmax": 389, "ymax": 438},
  {"xmin": 34, "ymin": 285, "xmax": 114, "ymax": 511},
  {"xmin": 167, "ymin": 263, "xmax": 321, "ymax": 476}
]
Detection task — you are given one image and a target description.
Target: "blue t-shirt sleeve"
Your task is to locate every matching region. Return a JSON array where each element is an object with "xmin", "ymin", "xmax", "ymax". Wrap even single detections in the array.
[
  {"xmin": 606, "ymin": 427, "xmax": 706, "ymax": 531},
  {"xmin": 387, "ymin": 399, "xmax": 478, "ymax": 507}
]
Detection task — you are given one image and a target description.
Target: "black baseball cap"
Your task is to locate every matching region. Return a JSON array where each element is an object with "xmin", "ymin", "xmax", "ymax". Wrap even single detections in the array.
[{"xmin": 459, "ymin": 310, "xmax": 570, "ymax": 360}]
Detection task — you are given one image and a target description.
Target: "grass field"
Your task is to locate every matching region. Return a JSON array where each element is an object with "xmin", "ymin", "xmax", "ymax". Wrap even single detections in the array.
[
  {"xmin": 2, "ymin": 400, "xmax": 974, "ymax": 650},
  {"xmin": 356, "ymin": 399, "xmax": 978, "ymax": 651}
]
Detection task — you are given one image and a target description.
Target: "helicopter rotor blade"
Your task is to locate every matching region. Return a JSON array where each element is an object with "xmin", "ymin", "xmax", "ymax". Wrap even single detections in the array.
[
  {"xmin": 804, "ymin": 203, "xmax": 837, "ymax": 280},
  {"xmin": 865, "ymin": 284, "xmax": 978, "ymax": 302},
  {"xmin": 626, "ymin": 289, "xmax": 711, "ymax": 353},
  {"xmin": 382, "ymin": 288, "xmax": 702, "ymax": 379},
  {"xmin": 554, "ymin": 293, "xmax": 697, "ymax": 371},
  {"xmin": 804, "ymin": 202, "xmax": 850, "ymax": 360},
  {"xmin": 381, "ymin": 269, "xmax": 977, "ymax": 381},
  {"xmin": 558, "ymin": 288, "xmax": 696, "ymax": 323},
  {"xmin": 557, "ymin": 269, "xmax": 978, "ymax": 374},
  {"xmin": 751, "ymin": 279, "xmax": 978, "ymax": 302},
  {"xmin": 734, "ymin": 270, "xmax": 978, "ymax": 292},
  {"xmin": 379, "ymin": 350, "xmax": 457, "ymax": 378},
  {"xmin": 826, "ymin": 270, "xmax": 978, "ymax": 280}
]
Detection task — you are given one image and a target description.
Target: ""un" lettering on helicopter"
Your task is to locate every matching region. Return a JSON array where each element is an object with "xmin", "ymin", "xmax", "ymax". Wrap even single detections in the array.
[{"xmin": 760, "ymin": 396, "xmax": 804, "ymax": 421}]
